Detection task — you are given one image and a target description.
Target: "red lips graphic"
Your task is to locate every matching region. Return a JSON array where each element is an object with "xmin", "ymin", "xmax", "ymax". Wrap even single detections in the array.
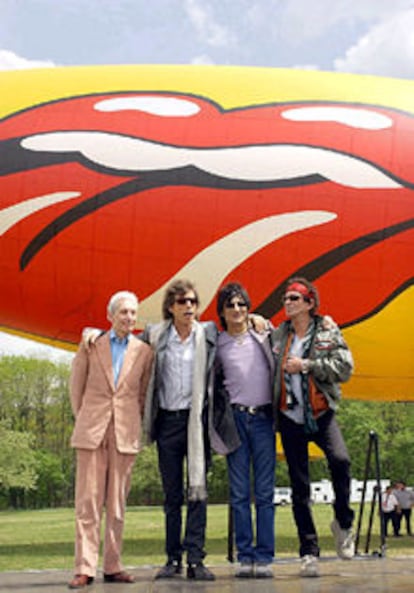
[{"xmin": 0, "ymin": 92, "xmax": 412, "ymax": 344}]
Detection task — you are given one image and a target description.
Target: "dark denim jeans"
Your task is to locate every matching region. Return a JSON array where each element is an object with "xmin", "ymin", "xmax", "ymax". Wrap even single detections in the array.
[
  {"xmin": 227, "ymin": 407, "xmax": 275, "ymax": 564},
  {"xmin": 279, "ymin": 410, "xmax": 354, "ymax": 558}
]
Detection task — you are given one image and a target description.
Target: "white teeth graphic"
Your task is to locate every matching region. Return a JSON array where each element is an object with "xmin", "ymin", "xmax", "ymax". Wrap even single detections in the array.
[
  {"xmin": 0, "ymin": 191, "xmax": 80, "ymax": 236},
  {"xmin": 136, "ymin": 211, "xmax": 336, "ymax": 326},
  {"xmin": 281, "ymin": 106, "xmax": 393, "ymax": 130},
  {"xmin": 22, "ymin": 131, "xmax": 401, "ymax": 189},
  {"xmin": 94, "ymin": 96, "xmax": 201, "ymax": 117}
]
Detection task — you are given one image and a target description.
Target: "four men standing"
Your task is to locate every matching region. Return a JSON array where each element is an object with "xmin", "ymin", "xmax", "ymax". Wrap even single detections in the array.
[{"xmin": 68, "ymin": 276, "xmax": 356, "ymax": 585}]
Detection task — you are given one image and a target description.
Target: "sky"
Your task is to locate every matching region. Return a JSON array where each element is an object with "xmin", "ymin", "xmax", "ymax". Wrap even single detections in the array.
[{"xmin": 1, "ymin": 0, "xmax": 414, "ymax": 357}]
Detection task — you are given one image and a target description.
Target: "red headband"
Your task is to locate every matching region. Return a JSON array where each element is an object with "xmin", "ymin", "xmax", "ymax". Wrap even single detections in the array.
[{"xmin": 286, "ymin": 282, "xmax": 313, "ymax": 300}]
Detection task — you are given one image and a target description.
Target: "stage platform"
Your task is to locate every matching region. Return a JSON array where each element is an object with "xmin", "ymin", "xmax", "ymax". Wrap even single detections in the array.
[{"xmin": 0, "ymin": 556, "xmax": 413, "ymax": 593}]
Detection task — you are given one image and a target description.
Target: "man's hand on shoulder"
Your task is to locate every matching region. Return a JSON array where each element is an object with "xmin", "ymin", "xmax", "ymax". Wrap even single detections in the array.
[
  {"xmin": 249, "ymin": 314, "xmax": 271, "ymax": 333},
  {"xmin": 322, "ymin": 315, "xmax": 337, "ymax": 330},
  {"xmin": 81, "ymin": 327, "xmax": 102, "ymax": 351}
]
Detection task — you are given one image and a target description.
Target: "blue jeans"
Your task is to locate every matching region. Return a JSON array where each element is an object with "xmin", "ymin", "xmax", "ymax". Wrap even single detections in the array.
[{"xmin": 227, "ymin": 407, "xmax": 275, "ymax": 564}]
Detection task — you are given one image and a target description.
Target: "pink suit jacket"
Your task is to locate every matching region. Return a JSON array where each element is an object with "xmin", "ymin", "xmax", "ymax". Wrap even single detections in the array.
[{"xmin": 70, "ymin": 332, "xmax": 154, "ymax": 454}]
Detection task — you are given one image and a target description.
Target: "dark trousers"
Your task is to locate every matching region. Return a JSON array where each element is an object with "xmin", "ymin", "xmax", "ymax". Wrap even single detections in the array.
[
  {"xmin": 396, "ymin": 508, "xmax": 412, "ymax": 535},
  {"xmin": 156, "ymin": 411, "xmax": 207, "ymax": 565},
  {"xmin": 279, "ymin": 410, "xmax": 354, "ymax": 557},
  {"xmin": 383, "ymin": 511, "xmax": 399, "ymax": 536}
]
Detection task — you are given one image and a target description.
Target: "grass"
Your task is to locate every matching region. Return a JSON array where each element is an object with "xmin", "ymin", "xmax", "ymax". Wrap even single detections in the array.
[{"xmin": 0, "ymin": 504, "xmax": 412, "ymax": 572}]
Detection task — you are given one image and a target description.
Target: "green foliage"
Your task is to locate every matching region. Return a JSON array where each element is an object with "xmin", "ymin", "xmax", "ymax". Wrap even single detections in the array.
[
  {"xmin": 0, "ymin": 356, "xmax": 74, "ymax": 508},
  {"xmin": 208, "ymin": 454, "xmax": 229, "ymax": 502},
  {"xmin": 25, "ymin": 451, "xmax": 68, "ymax": 508},
  {"xmin": 337, "ymin": 401, "xmax": 414, "ymax": 483},
  {"xmin": 0, "ymin": 421, "xmax": 38, "ymax": 490},
  {"xmin": 129, "ymin": 445, "xmax": 163, "ymax": 505},
  {"xmin": 275, "ymin": 461, "xmax": 290, "ymax": 486}
]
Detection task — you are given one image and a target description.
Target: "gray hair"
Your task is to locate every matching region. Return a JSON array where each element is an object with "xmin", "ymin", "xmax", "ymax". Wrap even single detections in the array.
[{"xmin": 107, "ymin": 290, "xmax": 139, "ymax": 315}]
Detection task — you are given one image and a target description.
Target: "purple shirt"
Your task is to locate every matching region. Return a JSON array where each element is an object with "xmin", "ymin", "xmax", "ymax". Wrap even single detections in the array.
[{"xmin": 217, "ymin": 330, "xmax": 272, "ymax": 406}]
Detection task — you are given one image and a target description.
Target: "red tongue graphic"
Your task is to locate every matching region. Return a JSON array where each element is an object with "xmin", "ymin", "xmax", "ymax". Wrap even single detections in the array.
[{"xmin": 0, "ymin": 92, "xmax": 412, "ymax": 343}]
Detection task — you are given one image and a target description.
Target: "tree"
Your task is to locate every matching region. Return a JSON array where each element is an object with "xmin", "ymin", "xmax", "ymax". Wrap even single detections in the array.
[
  {"xmin": 129, "ymin": 444, "xmax": 163, "ymax": 505},
  {"xmin": 0, "ymin": 421, "xmax": 38, "ymax": 504},
  {"xmin": 0, "ymin": 356, "xmax": 74, "ymax": 507},
  {"xmin": 25, "ymin": 450, "xmax": 68, "ymax": 508},
  {"xmin": 333, "ymin": 401, "xmax": 414, "ymax": 484}
]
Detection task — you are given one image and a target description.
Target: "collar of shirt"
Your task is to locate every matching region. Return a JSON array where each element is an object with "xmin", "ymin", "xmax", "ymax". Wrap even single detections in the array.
[
  {"xmin": 218, "ymin": 329, "xmax": 251, "ymax": 346},
  {"xmin": 110, "ymin": 328, "xmax": 130, "ymax": 345},
  {"xmin": 168, "ymin": 322, "xmax": 196, "ymax": 344}
]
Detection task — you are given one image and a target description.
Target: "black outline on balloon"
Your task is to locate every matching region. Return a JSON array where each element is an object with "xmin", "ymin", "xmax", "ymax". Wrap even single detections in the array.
[
  {"xmin": 18, "ymin": 165, "xmax": 325, "ymax": 270},
  {"xmin": 255, "ymin": 220, "xmax": 414, "ymax": 324}
]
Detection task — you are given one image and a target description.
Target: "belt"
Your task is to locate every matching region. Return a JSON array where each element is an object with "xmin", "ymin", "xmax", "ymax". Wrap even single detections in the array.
[
  {"xmin": 159, "ymin": 408, "xmax": 190, "ymax": 418},
  {"xmin": 231, "ymin": 403, "xmax": 272, "ymax": 416}
]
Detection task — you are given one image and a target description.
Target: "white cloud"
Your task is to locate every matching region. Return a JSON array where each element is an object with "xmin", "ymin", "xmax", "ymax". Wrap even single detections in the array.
[
  {"xmin": 183, "ymin": 0, "xmax": 237, "ymax": 48},
  {"xmin": 191, "ymin": 54, "xmax": 216, "ymax": 65},
  {"xmin": 0, "ymin": 49, "xmax": 56, "ymax": 71},
  {"xmin": 334, "ymin": 8, "xmax": 414, "ymax": 78},
  {"xmin": 280, "ymin": 0, "xmax": 414, "ymax": 41}
]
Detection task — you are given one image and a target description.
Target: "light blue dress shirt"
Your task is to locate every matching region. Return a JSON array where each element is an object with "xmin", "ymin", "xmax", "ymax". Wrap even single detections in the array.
[{"xmin": 110, "ymin": 329, "xmax": 129, "ymax": 386}]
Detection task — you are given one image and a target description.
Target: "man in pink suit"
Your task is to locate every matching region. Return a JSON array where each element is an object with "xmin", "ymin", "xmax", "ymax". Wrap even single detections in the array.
[{"xmin": 68, "ymin": 291, "xmax": 154, "ymax": 589}]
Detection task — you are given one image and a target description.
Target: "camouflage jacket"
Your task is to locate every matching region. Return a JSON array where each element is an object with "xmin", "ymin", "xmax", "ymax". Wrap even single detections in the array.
[{"xmin": 271, "ymin": 315, "xmax": 354, "ymax": 424}]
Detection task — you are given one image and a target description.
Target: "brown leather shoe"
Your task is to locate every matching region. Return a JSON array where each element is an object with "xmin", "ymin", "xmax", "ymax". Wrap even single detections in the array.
[
  {"xmin": 103, "ymin": 571, "xmax": 136, "ymax": 583},
  {"xmin": 68, "ymin": 574, "xmax": 94, "ymax": 589}
]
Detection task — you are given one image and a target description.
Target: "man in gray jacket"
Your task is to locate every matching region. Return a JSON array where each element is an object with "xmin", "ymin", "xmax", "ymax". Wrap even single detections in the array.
[
  {"xmin": 272, "ymin": 277, "xmax": 354, "ymax": 578},
  {"xmin": 142, "ymin": 279, "xmax": 217, "ymax": 581},
  {"xmin": 394, "ymin": 480, "xmax": 414, "ymax": 536}
]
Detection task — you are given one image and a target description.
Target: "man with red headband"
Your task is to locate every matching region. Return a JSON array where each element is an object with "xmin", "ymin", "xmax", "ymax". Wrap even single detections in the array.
[{"xmin": 272, "ymin": 277, "xmax": 354, "ymax": 578}]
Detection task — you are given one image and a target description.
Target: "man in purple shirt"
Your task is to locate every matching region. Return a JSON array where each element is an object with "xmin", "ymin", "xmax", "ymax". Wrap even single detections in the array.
[{"xmin": 214, "ymin": 282, "xmax": 276, "ymax": 578}]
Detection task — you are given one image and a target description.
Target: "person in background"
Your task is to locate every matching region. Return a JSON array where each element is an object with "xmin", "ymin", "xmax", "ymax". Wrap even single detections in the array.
[
  {"xmin": 381, "ymin": 485, "xmax": 400, "ymax": 537},
  {"xmin": 68, "ymin": 291, "xmax": 153, "ymax": 589},
  {"xmin": 393, "ymin": 480, "xmax": 414, "ymax": 536},
  {"xmin": 213, "ymin": 282, "xmax": 276, "ymax": 579},
  {"xmin": 271, "ymin": 277, "xmax": 354, "ymax": 578}
]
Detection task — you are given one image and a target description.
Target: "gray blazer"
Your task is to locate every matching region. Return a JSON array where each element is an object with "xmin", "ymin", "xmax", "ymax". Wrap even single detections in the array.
[{"xmin": 141, "ymin": 319, "xmax": 218, "ymax": 443}]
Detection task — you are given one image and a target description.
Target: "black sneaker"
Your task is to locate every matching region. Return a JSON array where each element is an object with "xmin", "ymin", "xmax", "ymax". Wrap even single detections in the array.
[
  {"xmin": 187, "ymin": 562, "xmax": 216, "ymax": 581},
  {"xmin": 155, "ymin": 561, "xmax": 182, "ymax": 579}
]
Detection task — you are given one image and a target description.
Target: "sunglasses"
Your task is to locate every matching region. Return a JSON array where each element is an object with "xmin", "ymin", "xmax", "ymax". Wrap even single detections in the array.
[
  {"xmin": 225, "ymin": 301, "xmax": 248, "ymax": 309},
  {"xmin": 175, "ymin": 297, "xmax": 198, "ymax": 305},
  {"xmin": 283, "ymin": 294, "xmax": 302, "ymax": 303}
]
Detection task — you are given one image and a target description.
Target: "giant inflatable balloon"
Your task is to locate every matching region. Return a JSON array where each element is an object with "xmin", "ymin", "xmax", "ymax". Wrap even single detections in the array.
[{"xmin": 0, "ymin": 65, "xmax": 412, "ymax": 401}]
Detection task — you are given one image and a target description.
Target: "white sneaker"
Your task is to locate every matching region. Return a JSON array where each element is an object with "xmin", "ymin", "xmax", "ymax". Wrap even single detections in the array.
[
  {"xmin": 331, "ymin": 519, "xmax": 355, "ymax": 560},
  {"xmin": 300, "ymin": 555, "xmax": 319, "ymax": 578},
  {"xmin": 255, "ymin": 563, "xmax": 273, "ymax": 579},
  {"xmin": 235, "ymin": 562, "xmax": 254, "ymax": 578}
]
